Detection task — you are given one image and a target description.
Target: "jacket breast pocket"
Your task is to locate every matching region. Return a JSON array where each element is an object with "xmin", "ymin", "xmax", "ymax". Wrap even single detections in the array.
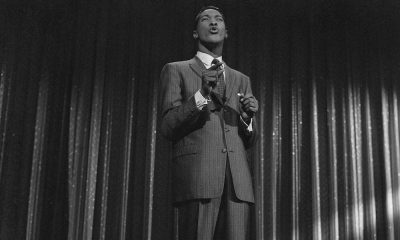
[{"xmin": 173, "ymin": 144, "xmax": 199, "ymax": 159}]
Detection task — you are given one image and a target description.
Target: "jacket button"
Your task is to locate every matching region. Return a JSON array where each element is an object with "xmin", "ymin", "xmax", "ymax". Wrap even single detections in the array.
[{"xmin": 222, "ymin": 148, "xmax": 227, "ymax": 153}]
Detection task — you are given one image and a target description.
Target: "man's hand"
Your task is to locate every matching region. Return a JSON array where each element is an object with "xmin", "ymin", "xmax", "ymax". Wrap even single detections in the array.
[
  {"xmin": 200, "ymin": 69, "xmax": 224, "ymax": 97},
  {"xmin": 239, "ymin": 94, "xmax": 259, "ymax": 120}
]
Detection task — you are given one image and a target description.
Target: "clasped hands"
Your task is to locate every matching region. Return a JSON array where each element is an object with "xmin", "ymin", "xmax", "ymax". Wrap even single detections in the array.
[{"xmin": 200, "ymin": 68, "xmax": 258, "ymax": 120}]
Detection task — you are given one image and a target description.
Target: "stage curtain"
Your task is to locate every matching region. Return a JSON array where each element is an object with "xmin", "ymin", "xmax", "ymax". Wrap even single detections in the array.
[{"xmin": 0, "ymin": 0, "xmax": 399, "ymax": 240}]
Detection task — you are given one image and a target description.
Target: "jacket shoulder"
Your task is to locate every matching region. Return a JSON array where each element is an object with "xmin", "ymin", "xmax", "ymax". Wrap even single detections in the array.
[
  {"xmin": 228, "ymin": 66, "xmax": 250, "ymax": 80},
  {"xmin": 163, "ymin": 59, "xmax": 195, "ymax": 68}
]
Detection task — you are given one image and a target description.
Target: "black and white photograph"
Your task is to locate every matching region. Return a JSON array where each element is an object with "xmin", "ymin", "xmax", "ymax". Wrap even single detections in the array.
[{"xmin": 1, "ymin": 0, "xmax": 400, "ymax": 239}]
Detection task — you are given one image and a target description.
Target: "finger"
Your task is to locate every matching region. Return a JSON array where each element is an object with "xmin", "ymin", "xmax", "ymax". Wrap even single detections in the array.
[
  {"xmin": 241, "ymin": 111, "xmax": 249, "ymax": 119},
  {"xmin": 245, "ymin": 102, "xmax": 255, "ymax": 108},
  {"xmin": 244, "ymin": 103, "xmax": 254, "ymax": 110},
  {"xmin": 243, "ymin": 102, "xmax": 253, "ymax": 110},
  {"xmin": 245, "ymin": 101, "xmax": 258, "ymax": 110},
  {"xmin": 240, "ymin": 96, "xmax": 255, "ymax": 103},
  {"xmin": 203, "ymin": 75, "xmax": 221, "ymax": 81},
  {"xmin": 204, "ymin": 72, "xmax": 223, "ymax": 80},
  {"xmin": 240, "ymin": 97, "xmax": 249, "ymax": 103},
  {"xmin": 208, "ymin": 62, "xmax": 223, "ymax": 70},
  {"xmin": 249, "ymin": 106, "xmax": 258, "ymax": 112},
  {"xmin": 203, "ymin": 69, "xmax": 224, "ymax": 76},
  {"xmin": 244, "ymin": 93, "xmax": 254, "ymax": 99},
  {"xmin": 207, "ymin": 68, "xmax": 224, "ymax": 73},
  {"xmin": 249, "ymin": 100, "xmax": 257, "ymax": 106},
  {"xmin": 203, "ymin": 73, "xmax": 216, "ymax": 79},
  {"xmin": 245, "ymin": 105, "xmax": 257, "ymax": 113},
  {"xmin": 241, "ymin": 98, "xmax": 251, "ymax": 105},
  {"xmin": 245, "ymin": 99, "xmax": 257, "ymax": 107},
  {"xmin": 203, "ymin": 76, "xmax": 218, "ymax": 83},
  {"xmin": 203, "ymin": 71, "xmax": 216, "ymax": 77}
]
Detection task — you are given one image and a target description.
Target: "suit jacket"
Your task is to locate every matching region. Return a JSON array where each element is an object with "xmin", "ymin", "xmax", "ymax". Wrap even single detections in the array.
[{"xmin": 160, "ymin": 56, "xmax": 257, "ymax": 203}]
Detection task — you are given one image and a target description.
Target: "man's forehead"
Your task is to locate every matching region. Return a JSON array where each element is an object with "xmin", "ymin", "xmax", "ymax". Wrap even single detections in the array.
[
  {"xmin": 199, "ymin": 9, "xmax": 223, "ymax": 17},
  {"xmin": 193, "ymin": 6, "xmax": 225, "ymax": 29},
  {"xmin": 195, "ymin": 6, "xmax": 225, "ymax": 21}
]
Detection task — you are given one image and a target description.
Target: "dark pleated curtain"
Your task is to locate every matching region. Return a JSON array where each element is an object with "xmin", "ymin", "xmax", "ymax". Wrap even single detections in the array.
[{"xmin": 0, "ymin": 0, "xmax": 399, "ymax": 240}]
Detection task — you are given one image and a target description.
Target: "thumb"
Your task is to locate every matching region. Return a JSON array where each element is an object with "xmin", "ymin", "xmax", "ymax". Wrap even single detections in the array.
[{"xmin": 241, "ymin": 111, "xmax": 249, "ymax": 119}]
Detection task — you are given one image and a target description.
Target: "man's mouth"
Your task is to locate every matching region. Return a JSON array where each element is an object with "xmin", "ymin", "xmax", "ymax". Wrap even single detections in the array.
[{"xmin": 209, "ymin": 27, "xmax": 219, "ymax": 34}]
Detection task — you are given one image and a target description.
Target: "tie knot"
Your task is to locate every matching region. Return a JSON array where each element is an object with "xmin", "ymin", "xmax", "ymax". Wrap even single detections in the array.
[{"xmin": 211, "ymin": 59, "xmax": 223, "ymax": 70}]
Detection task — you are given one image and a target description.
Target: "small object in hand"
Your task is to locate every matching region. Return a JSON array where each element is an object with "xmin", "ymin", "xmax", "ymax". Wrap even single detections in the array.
[
  {"xmin": 238, "ymin": 93, "xmax": 244, "ymax": 101},
  {"xmin": 238, "ymin": 93, "xmax": 258, "ymax": 119},
  {"xmin": 201, "ymin": 70, "xmax": 223, "ymax": 96}
]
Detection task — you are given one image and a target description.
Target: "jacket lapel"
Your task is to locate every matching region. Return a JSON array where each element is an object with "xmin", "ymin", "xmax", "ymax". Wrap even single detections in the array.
[{"xmin": 189, "ymin": 56, "xmax": 206, "ymax": 78}]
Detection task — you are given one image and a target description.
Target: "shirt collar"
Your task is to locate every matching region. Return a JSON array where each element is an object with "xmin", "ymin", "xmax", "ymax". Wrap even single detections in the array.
[{"xmin": 196, "ymin": 51, "xmax": 223, "ymax": 69}]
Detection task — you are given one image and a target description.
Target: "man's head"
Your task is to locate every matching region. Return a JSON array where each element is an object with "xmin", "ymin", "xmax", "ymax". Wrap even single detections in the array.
[{"xmin": 193, "ymin": 6, "xmax": 228, "ymax": 47}]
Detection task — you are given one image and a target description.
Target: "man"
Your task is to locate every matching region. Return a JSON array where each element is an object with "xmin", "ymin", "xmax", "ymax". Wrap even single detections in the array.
[{"xmin": 159, "ymin": 6, "xmax": 259, "ymax": 240}]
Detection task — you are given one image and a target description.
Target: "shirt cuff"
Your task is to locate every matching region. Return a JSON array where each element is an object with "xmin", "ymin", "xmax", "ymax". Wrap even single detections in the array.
[
  {"xmin": 194, "ymin": 90, "xmax": 209, "ymax": 110},
  {"xmin": 240, "ymin": 116, "xmax": 253, "ymax": 132}
]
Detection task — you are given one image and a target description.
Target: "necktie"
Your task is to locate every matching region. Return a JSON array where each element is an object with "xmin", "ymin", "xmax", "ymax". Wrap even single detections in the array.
[{"xmin": 211, "ymin": 59, "xmax": 225, "ymax": 99}]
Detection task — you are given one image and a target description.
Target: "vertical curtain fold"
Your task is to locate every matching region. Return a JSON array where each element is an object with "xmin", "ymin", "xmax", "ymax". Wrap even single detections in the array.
[
  {"xmin": 0, "ymin": 63, "xmax": 11, "ymax": 182},
  {"xmin": 26, "ymin": 70, "xmax": 49, "ymax": 240}
]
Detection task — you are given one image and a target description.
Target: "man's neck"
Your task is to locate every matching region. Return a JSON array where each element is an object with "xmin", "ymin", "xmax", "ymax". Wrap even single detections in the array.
[{"xmin": 198, "ymin": 42, "xmax": 223, "ymax": 58}]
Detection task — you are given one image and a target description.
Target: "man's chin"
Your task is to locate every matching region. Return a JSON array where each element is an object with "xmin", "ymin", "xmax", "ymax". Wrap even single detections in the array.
[
  {"xmin": 201, "ymin": 38, "xmax": 224, "ymax": 46},
  {"xmin": 208, "ymin": 35, "xmax": 225, "ymax": 42}
]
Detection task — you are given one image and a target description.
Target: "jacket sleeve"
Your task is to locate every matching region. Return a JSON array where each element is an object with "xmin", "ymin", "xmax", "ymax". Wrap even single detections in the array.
[
  {"xmin": 239, "ymin": 76, "xmax": 258, "ymax": 148},
  {"xmin": 159, "ymin": 63, "xmax": 205, "ymax": 142}
]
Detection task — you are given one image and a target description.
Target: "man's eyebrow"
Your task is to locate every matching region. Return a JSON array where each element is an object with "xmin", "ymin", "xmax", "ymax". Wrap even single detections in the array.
[
  {"xmin": 199, "ymin": 14, "xmax": 210, "ymax": 18},
  {"xmin": 199, "ymin": 14, "xmax": 224, "ymax": 19}
]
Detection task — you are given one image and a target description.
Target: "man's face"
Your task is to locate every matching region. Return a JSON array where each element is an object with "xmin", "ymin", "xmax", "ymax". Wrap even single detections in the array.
[{"xmin": 193, "ymin": 9, "xmax": 227, "ymax": 45}]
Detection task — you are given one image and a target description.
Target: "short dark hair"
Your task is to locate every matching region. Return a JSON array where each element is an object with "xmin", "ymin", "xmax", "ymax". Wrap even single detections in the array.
[{"xmin": 194, "ymin": 6, "xmax": 225, "ymax": 30}]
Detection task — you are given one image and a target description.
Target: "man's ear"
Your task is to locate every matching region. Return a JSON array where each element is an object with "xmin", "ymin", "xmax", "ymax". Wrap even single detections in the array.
[
  {"xmin": 225, "ymin": 29, "xmax": 228, "ymax": 39},
  {"xmin": 193, "ymin": 31, "xmax": 198, "ymax": 39}
]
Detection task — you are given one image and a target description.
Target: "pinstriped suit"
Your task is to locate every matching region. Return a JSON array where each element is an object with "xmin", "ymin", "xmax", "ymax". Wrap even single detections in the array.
[{"xmin": 160, "ymin": 56, "xmax": 257, "ymax": 203}]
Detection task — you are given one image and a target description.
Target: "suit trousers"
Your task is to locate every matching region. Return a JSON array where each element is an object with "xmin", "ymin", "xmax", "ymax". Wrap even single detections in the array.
[{"xmin": 174, "ymin": 158, "xmax": 251, "ymax": 240}]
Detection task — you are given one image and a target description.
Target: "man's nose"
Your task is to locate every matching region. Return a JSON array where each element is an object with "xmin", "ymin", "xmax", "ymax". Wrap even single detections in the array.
[{"xmin": 209, "ymin": 20, "xmax": 217, "ymax": 26}]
